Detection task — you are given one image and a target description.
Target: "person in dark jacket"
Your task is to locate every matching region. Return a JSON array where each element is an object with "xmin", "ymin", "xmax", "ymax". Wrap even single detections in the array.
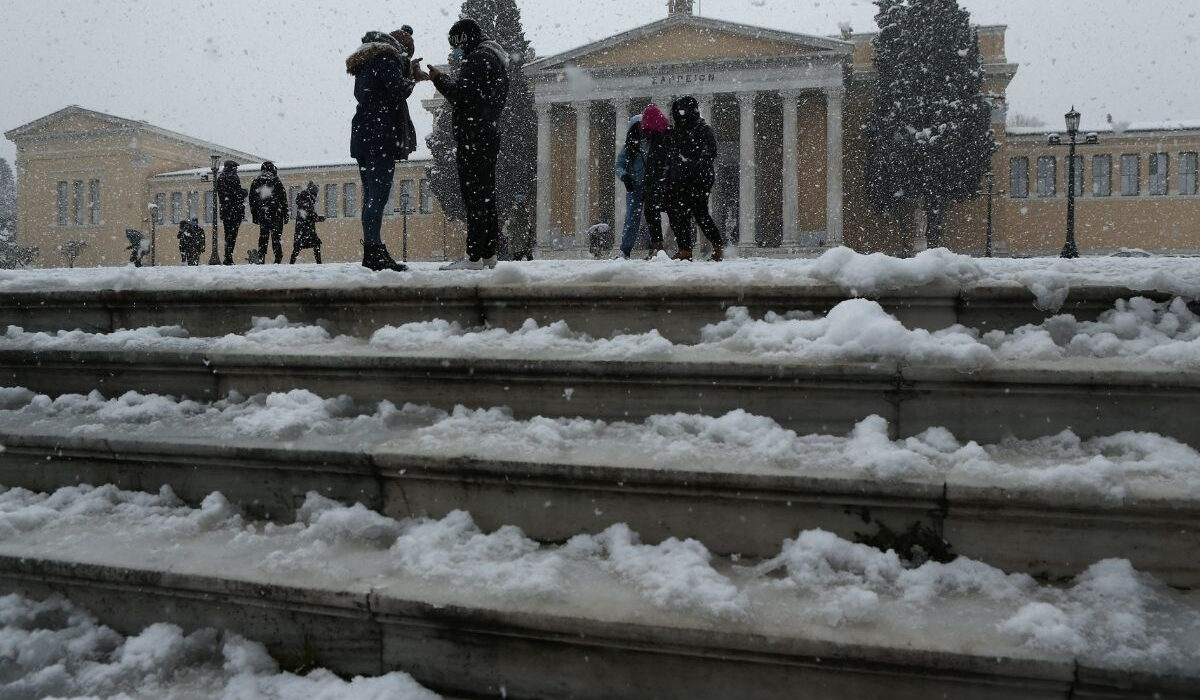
[
  {"xmin": 426, "ymin": 18, "xmax": 510, "ymax": 270},
  {"xmin": 177, "ymin": 218, "xmax": 205, "ymax": 265},
  {"xmin": 640, "ymin": 103, "xmax": 672, "ymax": 260},
  {"xmin": 615, "ymin": 115, "xmax": 648, "ymax": 259},
  {"xmin": 348, "ymin": 28, "xmax": 421, "ymax": 272},
  {"xmin": 215, "ymin": 160, "xmax": 248, "ymax": 265},
  {"xmin": 248, "ymin": 161, "xmax": 289, "ymax": 264},
  {"xmin": 291, "ymin": 181, "xmax": 326, "ymax": 264},
  {"xmin": 666, "ymin": 96, "xmax": 724, "ymax": 261}
]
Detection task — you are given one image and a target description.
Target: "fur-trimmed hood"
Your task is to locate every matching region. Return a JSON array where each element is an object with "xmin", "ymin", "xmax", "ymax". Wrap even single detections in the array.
[
  {"xmin": 347, "ymin": 32, "xmax": 408, "ymax": 75},
  {"xmin": 475, "ymin": 40, "xmax": 511, "ymax": 70}
]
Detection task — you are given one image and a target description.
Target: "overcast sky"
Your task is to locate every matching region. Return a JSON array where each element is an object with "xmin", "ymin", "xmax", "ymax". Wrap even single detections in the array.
[{"xmin": 1, "ymin": 0, "xmax": 1197, "ymax": 167}]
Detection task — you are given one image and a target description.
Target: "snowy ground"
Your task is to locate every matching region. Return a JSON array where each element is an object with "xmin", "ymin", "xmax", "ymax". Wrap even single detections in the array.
[
  {"xmin": 0, "ymin": 483, "xmax": 1197, "ymax": 677},
  {"xmin": 0, "ymin": 592, "xmax": 439, "ymax": 700},
  {"xmin": 2, "ymin": 387, "xmax": 1198, "ymax": 504},
  {"xmin": 3, "ymin": 248, "xmax": 1200, "ymax": 312}
]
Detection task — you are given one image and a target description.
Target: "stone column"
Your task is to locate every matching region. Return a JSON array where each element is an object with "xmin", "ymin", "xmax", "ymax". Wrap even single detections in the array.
[
  {"xmin": 780, "ymin": 90, "xmax": 801, "ymax": 247},
  {"xmin": 612, "ymin": 98, "xmax": 629, "ymax": 235},
  {"xmin": 698, "ymin": 93, "xmax": 717, "ymax": 213},
  {"xmin": 825, "ymin": 86, "xmax": 845, "ymax": 248},
  {"xmin": 535, "ymin": 101, "xmax": 553, "ymax": 251},
  {"xmin": 736, "ymin": 92, "xmax": 757, "ymax": 248},
  {"xmin": 574, "ymin": 100, "xmax": 592, "ymax": 235}
]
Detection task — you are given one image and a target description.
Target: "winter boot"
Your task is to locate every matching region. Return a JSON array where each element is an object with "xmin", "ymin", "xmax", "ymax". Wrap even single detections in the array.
[
  {"xmin": 644, "ymin": 242, "xmax": 665, "ymax": 261},
  {"xmin": 362, "ymin": 242, "xmax": 408, "ymax": 272},
  {"xmin": 709, "ymin": 245, "xmax": 724, "ymax": 262},
  {"xmin": 672, "ymin": 249, "xmax": 693, "ymax": 262}
]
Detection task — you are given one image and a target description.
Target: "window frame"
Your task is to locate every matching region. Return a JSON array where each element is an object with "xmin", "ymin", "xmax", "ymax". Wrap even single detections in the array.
[
  {"xmin": 1036, "ymin": 156, "xmax": 1057, "ymax": 198},
  {"xmin": 154, "ymin": 193, "xmax": 166, "ymax": 224},
  {"xmin": 1068, "ymin": 155, "xmax": 1084, "ymax": 197},
  {"xmin": 186, "ymin": 191, "xmax": 200, "ymax": 221},
  {"xmin": 1092, "ymin": 155, "xmax": 1112, "ymax": 197},
  {"xmin": 72, "ymin": 180, "xmax": 85, "ymax": 225},
  {"xmin": 170, "ymin": 192, "xmax": 183, "ymax": 224},
  {"xmin": 343, "ymin": 183, "xmax": 358, "ymax": 217},
  {"xmin": 325, "ymin": 184, "xmax": 339, "ymax": 218},
  {"xmin": 1181, "ymin": 152, "xmax": 1199, "ymax": 196},
  {"xmin": 1120, "ymin": 154, "xmax": 1141, "ymax": 196},
  {"xmin": 1009, "ymin": 157, "xmax": 1029, "ymax": 199},
  {"xmin": 57, "ymin": 181, "xmax": 69, "ymax": 226},
  {"xmin": 1149, "ymin": 153, "xmax": 1169, "ymax": 196},
  {"xmin": 88, "ymin": 179, "xmax": 101, "ymax": 225},
  {"xmin": 419, "ymin": 179, "xmax": 433, "ymax": 214}
]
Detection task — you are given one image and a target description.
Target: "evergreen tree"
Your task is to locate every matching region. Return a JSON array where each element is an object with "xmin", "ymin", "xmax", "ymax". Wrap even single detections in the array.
[
  {"xmin": 0, "ymin": 158, "xmax": 15, "ymax": 234},
  {"xmin": 866, "ymin": 0, "xmax": 995, "ymax": 251},
  {"xmin": 427, "ymin": 0, "xmax": 538, "ymax": 223}
]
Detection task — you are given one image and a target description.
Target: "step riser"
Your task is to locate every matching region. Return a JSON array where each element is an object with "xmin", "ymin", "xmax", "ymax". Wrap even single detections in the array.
[
  {"xmin": 0, "ymin": 558, "xmax": 1104, "ymax": 700},
  {"xmin": 0, "ymin": 287, "xmax": 1184, "ymax": 340},
  {"xmin": 4, "ymin": 438, "xmax": 1197, "ymax": 586},
  {"xmin": 3, "ymin": 352, "xmax": 1198, "ymax": 447}
]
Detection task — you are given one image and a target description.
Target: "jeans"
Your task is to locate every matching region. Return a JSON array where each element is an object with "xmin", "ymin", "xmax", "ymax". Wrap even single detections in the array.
[
  {"xmin": 619, "ymin": 185, "xmax": 645, "ymax": 257},
  {"xmin": 358, "ymin": 157, "xmax": 396, "ymax": 246},
  {"xmin": 456, "ymin": 127, "xmax": 501, "ymax": 260},
  {"xmin": 257, "ymin": 222, "xmax": 284, "ymax": 264},
  {"xmin": 668, "ymin": 190, "xmax": 724, "ymax": 252}
]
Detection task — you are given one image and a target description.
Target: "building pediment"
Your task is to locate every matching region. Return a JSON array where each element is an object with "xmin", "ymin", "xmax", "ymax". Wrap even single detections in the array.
[
  {"xmin": 5, "ymin": 106, "xmax": 142, "ymax": 141},
  {"xmin": 527, "ymin": 15, "xmax": 851, "ymax": 75}
]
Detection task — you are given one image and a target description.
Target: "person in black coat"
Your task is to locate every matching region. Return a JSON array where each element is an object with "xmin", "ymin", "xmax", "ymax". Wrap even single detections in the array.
[
  {"xmin": 639, "ymin": 103, "xmax": 673, "ymax": 259},
  {"xmin": 426, "ymin": 18, "xmax": 510, "ymax": 269},
  {"xmin": 177, "ymin": 218, "xmax": 205, "ymax": 265},
  {"xmin": 291, "ymin": 181, "xmax": 326, "ymax": 264},
  {"xmin": 215, "ymin": 160, "xmax": 247, "ymax": 265},
  {"xmin": 348, "ymin": 28, "xmax": 420, "ymax": 272},
  {"xmin": 666, "ymin": 96, "xmax": 724, "ymax": 261},
  {"xmin": 248, "ymin": 161, "xmax": 289, "ymax": 264}
]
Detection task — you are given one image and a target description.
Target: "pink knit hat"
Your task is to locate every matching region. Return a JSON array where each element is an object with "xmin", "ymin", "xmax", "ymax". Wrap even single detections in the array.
[{"xmin": 641, "ymin": 104, "xmax": 670, "ymax": 134}]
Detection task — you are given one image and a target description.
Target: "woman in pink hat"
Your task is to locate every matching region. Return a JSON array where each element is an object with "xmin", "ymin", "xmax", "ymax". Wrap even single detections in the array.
[{"xmin": 639, "ymin": 103, "xmax": 673, "ymax": 259}]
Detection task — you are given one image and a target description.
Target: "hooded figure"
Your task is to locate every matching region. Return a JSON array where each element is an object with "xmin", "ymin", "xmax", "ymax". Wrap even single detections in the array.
[
  {"xmin": 639, "ymin": 103, "xmax": 673, "ymax": 259},
  {"xmin": 430, "ymin": 17, "xmax": 511, "ymax": 269},
  {"xmin": 666, "ymin": 96, "xmax": 724, "ymax": 261},
  {"xmin": 215, "ymin": 160, "xmax": 248, "ymax": 265},
  {"xmin": 177, "ymin": 218, "xmax": 205, "ymax": 266},
  {"xmin": 248, "ymin": 161, "xmax": 289, "ymax": 264},
  {"xmin": 615, "ymin": 114, "xmax": 649, "ymax": 258},
  {"xmin": 348, "ymin": 29, "xmax": 416, "ymax": 272},
  {"xmin": 291, "ymin": 181, "xmax": 327, "ymax": 264}
]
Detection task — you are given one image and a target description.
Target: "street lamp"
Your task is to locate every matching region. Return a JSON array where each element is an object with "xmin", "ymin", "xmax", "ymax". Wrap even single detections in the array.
[
  {"xmin": 208, "ymin": 154, "xmax": 222, "ymax": 265},
  {"xmin": 146, "ymin": 203, "xmax": 159, "ymax": 266},
  {"xmin": 1047, "ymin": 107, "xmax": 1099, "ymax": 259},
  {"xmin": 977, "ymin": 172, "xmax": 1004, "ymax": 258}
]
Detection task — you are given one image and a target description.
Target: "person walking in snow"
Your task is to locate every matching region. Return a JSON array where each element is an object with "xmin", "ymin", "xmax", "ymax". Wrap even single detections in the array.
[
  {"xmin": 615, "ymin": 114, "xmax": 648, "ymax": 259},
  {"xmin": 666, "ymin": 96, "xmax": 724, "ymax": 261},
  {"xmin": 504, "ymin": 194, "xmax": 535, "ymax": 261},
  {"xmin": 248, "ymin": 161, "xmax": 289, "ymax": 264},
  {"xmin": 349, "ymin": 27, "xmax": 422, "ymax": 272},
  {"xmin": 177, "ymin": 218, "xmax": 205, "ymax": 266},
  {"xmin": 424, "ymin": 18, "xmax": 510, "ymax": 270},
  {"xmin": 215, "ymin": 160, "xmax": 248, "ymax": 265},
  {"xmin": 290, "ymin": 181, "xmax": 326, "ymax": 264},
  {"xmin": 640, "ymin": 103, "xmax": 673, "ymax": 260}
]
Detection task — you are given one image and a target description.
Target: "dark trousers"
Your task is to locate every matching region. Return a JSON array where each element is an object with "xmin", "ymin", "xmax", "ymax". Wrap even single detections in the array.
[
  {"xmin": 290, "ymin": 245, "xmax": 322, "ymax": 264},
  {"xmin": 358, "ymin": 157, "xmax": 395, "ymax": 246},
  {"xmin": 456, "ymin": 128, "xmax": 501, "ymax": 260},
  {"xmin": 257, "ymin": 222, "xmax": 284, "ymax": 264},
  {"xmin": 644, "ymin": 192, "xmax": 669, "ymax": 249},
  {"xmin": 667, "ymin": 190, "xmax": 723, "ymax": 252},
  {"xmin": 221, "ymin": 219, "xmax": 241, "ymax": 263}
]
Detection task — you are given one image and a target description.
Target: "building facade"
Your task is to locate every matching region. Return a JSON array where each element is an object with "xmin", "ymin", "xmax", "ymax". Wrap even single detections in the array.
[{"xmin": 7, "ymin": 3, "xmax": 1200, "ymax": 267}]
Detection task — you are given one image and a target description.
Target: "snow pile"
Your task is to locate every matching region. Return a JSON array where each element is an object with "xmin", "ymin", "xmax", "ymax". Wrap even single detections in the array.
[
  {"xmin": 0, "ymin": 593, "xmax": 438, "ymax": 700},
  {"xmin": 811, "ymin": 246, "xmax": 984, "ymax": 295},
  {"xmin": 369, "ymin": 318, "xmax": 676, "ymax": 361},
  {"xmin": 2, "ymin": 484, "xmax": 1198, "ymax": 673}
]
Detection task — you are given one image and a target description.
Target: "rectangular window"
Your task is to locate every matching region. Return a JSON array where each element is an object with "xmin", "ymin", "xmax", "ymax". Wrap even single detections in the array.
[
  {"xmin": 204, "ymin": 191, "xmax": 215, "ymax": 223},
  {"xmin": 419, "ymin": 179, "xmax": 433, "ymax": 214},
  {"xmin": 1068, "ymin": 156, "xmax": 1084, "ymax": 197},
  {"xmin": 57, "ymin": 181, "xmax": 69, "ymax": 225},
  {"xmin": 1181, "ymin": 153, "xmax": 1199, "ymax": 196},
  {"xmin": 187, "ymin": 191, "xmax": 199, "ymax": 221},
  {"xmin": 1036, "ymin": 156, "xmax": 1056, "ymax": 197},
  {"xmin": 398, "ymin": 180, "xmax": 414, "ymax": 213},
  {"xmin": 154, "ymin": 193, "xmax": 166, "ymax": 224},
  {"xmin": 170, "ymin": 192, "xmax": 183, "ymax": 223},
  {"xmin": 1009, "ymin": 157, "xmax": 1029, "ymax": 198},
  {"xmin": 73, "ymin": 180, "xmax": 85, "ymax": 225},
  {"xmin": 343, "ymin": 183, "xmax": 358, "ymax": 217},
  {"xmin": 385, "ymin": 181, "xmax": 395, "ymax": 216},
  {"xmin": 1092, "ymin": 155, "xmax": 1112, "ymax": 197},
  {"xmin": 1121, "ymin": 154, "xmax": 1140, "ymax": 196},
  {"xmin": 289, "ymin": 186, "xmax": 301, "ymax": 219},
  {"xmin": 88, "ymin": 180, "xmax": 101, "ymax": 225},
  {"xmin": 1150, "ymin": 153, "xmax": 1169, "ymax": 196},
  {"xmin": 325, "ymin": 184, "xmax": 339, "ymax": 218}
]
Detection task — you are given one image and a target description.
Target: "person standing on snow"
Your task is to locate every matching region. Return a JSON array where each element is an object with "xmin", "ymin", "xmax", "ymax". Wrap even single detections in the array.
[
  {"xmin": 349, "ymin": 27, "xmax": 423, "ymax": 272},
  {"xmin": 639, "ymin": 103, "xmax": 673, "ymax": 260},
  {"xmin": 504, "ymin": 194, "xmax": 536, "ymax": 261},
  {"xmin": 248, "ymin": 161, "xmax": 289, "ymax": 264},
  {"xmin": 177, "ymin": 218, "xmax": 205, "ymax": 265},
  {"xmin": 424, "ymin": 18, "xmax": 510, "ymax": 270},
  {"xmin": 291, "ymin": 181, "xmax": 326, "ymax": 264},
  {"xmin": 666, "ymin": 95, "xmax": 724, "ymax": 261},
  {"xmin": 215, "ymin": 160, "xmax": 248, "ymax": 265},
  {"xmin": 615, "ymin": 114, "xmax": 648, "ymax": 259}
]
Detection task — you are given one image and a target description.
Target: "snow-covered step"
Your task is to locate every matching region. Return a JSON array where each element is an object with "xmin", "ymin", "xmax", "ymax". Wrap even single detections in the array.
[
  {"xmin": 2, "ymin": 484, "xmax": 1198, "ymax": 699},
  {"xmin": 0, "ymin": 279, "xmax": 1190, "ymax": 340},
  {"xmin": 2, "ymin": 412, "xmax": 1198, "ymax": 586},
  {"xmin": 3, "ymin": 346, "xmax": 1199, "ymax": 447}
]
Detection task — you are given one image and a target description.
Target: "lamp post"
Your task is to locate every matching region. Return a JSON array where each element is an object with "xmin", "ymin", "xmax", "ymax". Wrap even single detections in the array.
[
  {"xmin": 146, "ymin": 203, "xmax": 158, "ymax": 266},
  {"xmin": 401, "ymin": 189, "xmax": 411, "ymax": 262},
  {"xmin": 977, "ymin": 172, "xmax": 1004, "ymax": 258},
  {"xmin": 1048, "ymin": 107, "xmax": 1098, "ymax": 259},
  {"xmin": 207, "ymin": 155, "xmax": 222, "ymax": 265}
]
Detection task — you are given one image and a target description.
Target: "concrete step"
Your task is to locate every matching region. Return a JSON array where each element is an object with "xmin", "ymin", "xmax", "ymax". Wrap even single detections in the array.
[
  {"xmin": 2, "ymin": 430, "xmax": 1197, "ymax": 587},
  {"xmin": 2, "ymin": 348, "xmax": 1198, "ymax": 447},
  {"xmin": 1, "ymin": 526, "xmax": 1197, "ymax": 699},
  {"xmin": 0, "ymin": 282, "xmax": 1187, "ymax": 340}
]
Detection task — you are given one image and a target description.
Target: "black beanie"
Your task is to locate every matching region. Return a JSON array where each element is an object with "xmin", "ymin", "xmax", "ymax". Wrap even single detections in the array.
[{"xmin": 449, "ymin": 18, "xmax": 483, "ymax": 48}]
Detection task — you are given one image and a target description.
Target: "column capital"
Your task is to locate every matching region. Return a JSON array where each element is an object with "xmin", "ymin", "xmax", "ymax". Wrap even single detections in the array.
[
  {"xmin": 735, "ymin": 91, "xmax": 757, "ymax": 107},
  {"xmin": 535, "ymin": 101, "xmax": 553, "ymax": 116},
  {"xmin": 824, "ymin": 86, "xmax": 846, "ymax": 100},
  {"xmin": 779, "ymin": 89, "xmax": 803, "ymax": 101}
]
